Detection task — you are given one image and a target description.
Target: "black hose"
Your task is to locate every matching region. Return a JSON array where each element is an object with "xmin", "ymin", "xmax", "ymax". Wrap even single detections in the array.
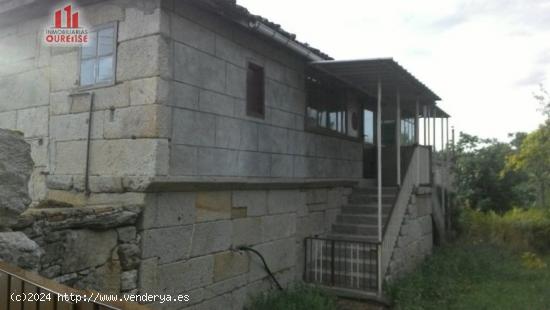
[{"xmin": 238, "ymin": 246, "xmax": 283, "ymax": 291}]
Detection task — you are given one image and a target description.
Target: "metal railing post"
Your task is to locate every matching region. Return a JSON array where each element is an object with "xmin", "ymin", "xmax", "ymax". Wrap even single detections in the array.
[
  {"xmin": 331, "ymin": 240, "xmax": 335, "ymax": 286},
  {"xmin": 377, "ymin": 243, "xmax": 382, "ymax": 296}
]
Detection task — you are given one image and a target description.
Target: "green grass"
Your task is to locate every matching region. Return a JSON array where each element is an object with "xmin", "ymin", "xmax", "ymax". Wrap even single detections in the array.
[
  {"xmin": 246, "ymin": 284, "xmax": 337, "ymax": 310},
  {"xmin": 387, "ymin": 243, "xmax": 550, "ymax": 310}
]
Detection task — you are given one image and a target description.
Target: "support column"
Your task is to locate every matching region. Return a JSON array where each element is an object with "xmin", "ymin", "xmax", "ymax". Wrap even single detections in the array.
[
  {"xmin": 396, "ymin": 91, "xmax": 401, "ymax": 186},
  {"xmin": 423, "ymin": 105, "xmax": 427, "ymax": 145},
  {"xmin": 441, "ymin": 116, "xmax": 445, "ymax": 153},
  {"xmin": 446, "ymin": 118, "xmax": 450, "ymax": 229},
  {"xmin": 452, "ymin": 126, "xmax": 455, "ymax": 153},
  {"xmin": 432, "ymin": 107, "xmax": 437, "ymax": 152},
  {"xmin": 415, "ymin": 99, "xmax": 420, "ymax": 144},
  {"xmin": 415, "ymin": 99, "xmax": 420, "ymax": 185},
  {"xmin": 427, "ymin": 107, "xmax": 431, "ymax": 148},
  {"xmin": 441, "ymin": 115, "xmax": 445, "ymax": 225},
  {"xmin": 376, "ymin": 79, "xmax": 382, "ymax": 243},
  {"xmin": 376, "ymin": 79, "xmax": 383, "ymax": 297},
  {"xmin": 446, "ymin": 118, "xmax": 449, "ymax": 154}
]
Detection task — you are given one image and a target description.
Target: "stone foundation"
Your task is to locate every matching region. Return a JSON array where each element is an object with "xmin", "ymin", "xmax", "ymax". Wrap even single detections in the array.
[
  {"xmin": 7, "ymin": 185, "xmax": 350, "ymax": 308},
  {"xmin": 138, "ymin": 186, "xmax": 350, "ymax": 309},
  {"xmin": 14, "ymin": 204, "xmax": 143, "ymax": 294}
]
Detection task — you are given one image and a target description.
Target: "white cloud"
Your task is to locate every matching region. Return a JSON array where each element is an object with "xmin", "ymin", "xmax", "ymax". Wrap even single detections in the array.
[{"xmin": 238, "ymin": 0, "xmax": 550, "ymax": 140}]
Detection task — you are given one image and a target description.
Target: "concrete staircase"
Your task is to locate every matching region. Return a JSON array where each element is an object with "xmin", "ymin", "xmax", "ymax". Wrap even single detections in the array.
[
  {"xmin": 328, "ymin": 186, "xmax": 398, "ymax": 242},
  {"xmin": 304, "ymin": 186, "xmax": 399, "ymax": 292}
]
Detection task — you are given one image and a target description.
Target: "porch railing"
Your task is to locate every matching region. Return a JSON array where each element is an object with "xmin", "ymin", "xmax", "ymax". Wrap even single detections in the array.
[
  {"xmin": 304, "ymin": 237, "xmax": 379, "ymax": 292},
  {"xmin": 0, "ymin": 260, "xmax": 149, "ymax": 310}
]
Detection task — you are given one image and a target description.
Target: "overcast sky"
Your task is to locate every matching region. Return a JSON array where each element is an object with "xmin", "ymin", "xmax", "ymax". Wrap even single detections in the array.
[{"xmin": 238, "ymin": 0, "xmax": 550, "ymax": 141}]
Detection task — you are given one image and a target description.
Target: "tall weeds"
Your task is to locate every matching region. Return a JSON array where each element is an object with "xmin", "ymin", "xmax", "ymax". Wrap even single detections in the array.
[{"xmin": 458, "ymin": 207, "xmax": 550, "ymax": 253}]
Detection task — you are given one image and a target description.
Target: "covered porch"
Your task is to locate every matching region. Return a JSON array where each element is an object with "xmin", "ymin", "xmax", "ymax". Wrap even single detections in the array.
[
  {"xmin": 304, "ymin": 58, "xmax": 453, "ymax": 297},
  {"xmin": 309, "ymin": 58, "xmax": 452, "ymax": 186}
]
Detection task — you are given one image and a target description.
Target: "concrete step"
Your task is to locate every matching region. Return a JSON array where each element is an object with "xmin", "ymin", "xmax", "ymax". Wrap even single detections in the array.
[
  {"xmin": 340, "ymin": 204, "xmax": 393, "ymax": 215},
  {"xmin": 354, "ymin": 187, "xmax": 398, "ymax": 195},
  {"xmin": 332, "ymin": 223, "xmax": 380, "ymax": 236},
  {"xmin": 336, "ymin": 214, "xmax": 388, "ymax": 225},
  {"xmin": 357, "ymin": 178, "xmax": 376, "ymax": 188},
  {"xmin": 326, "ymin": 233, "xmax": 379, "ymax": 243},
  {"xmin": 348, "ymin": 194, "xmax": 394, "ymax": 204}
]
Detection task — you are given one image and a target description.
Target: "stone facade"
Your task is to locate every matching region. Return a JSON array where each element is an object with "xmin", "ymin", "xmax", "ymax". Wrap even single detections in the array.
[
  {"xmin": 165, "ymin": 2, "xmax": 363, "ymax": 180},
  {"xmin": 136, "ymin": 187, "xmax": 350, "ymax": 309},
  {"xmin": 386, "ymin": 192, "xmax": 433, "ymax": 282},
  {"xmin": 0, "ymin": 0, "xmax": 171, "ymax": 204},
  {"xmin": 0, "ymin": 0, "xmax": 362, "ymax": 206},
  {"xmin": 0, "ymin": 1, "xmax": 439, "ymax": 308}
]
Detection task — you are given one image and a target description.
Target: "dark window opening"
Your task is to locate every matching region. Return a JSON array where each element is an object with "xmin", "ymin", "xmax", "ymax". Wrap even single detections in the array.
[
  {"xmin": 246, "ymin": 62, "xmax": 265, "ymax": 118},
  {"xmin": 305, "ymin": 73, "xmax": 366, "ymax": 138}
]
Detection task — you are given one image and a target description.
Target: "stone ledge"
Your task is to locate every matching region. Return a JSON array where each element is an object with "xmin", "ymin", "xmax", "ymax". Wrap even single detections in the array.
[
  {"xmin": 13, "ymin": 204, "xmax": 143, "ymax": 234},
  {"xmin": 144, "ymin": 176, "xmax": 359, "ymax": 192}
]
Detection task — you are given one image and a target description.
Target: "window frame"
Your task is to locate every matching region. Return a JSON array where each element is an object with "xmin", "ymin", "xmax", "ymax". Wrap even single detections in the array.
[
  {"xmin": 363, "ymin": 109, "xmax": 375, "ymax": 145},
  {"xmin": 400, "ymin": 118, "xmax": 415, "ymax": 145},
  {"xmin": 246, "ymin": 61, "xmax": 266, "ymax": 119},
  {"xmin": 304, "ymin": 75, "xmax": 363, "ymax": 142},
  {"xmin": 77, "ymin": 21, "xmax": 118, "ymax": 90}
]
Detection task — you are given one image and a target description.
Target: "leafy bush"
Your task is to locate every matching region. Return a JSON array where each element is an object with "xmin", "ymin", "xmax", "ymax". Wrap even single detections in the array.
[
  {"xmin": 458, "ymin": 207, "xmax": 550, "ymax": 253},
  {"xmin": 521, "ymin": 252, "xmax": 547, "ymax": 269},
  {"xmin": 246, "ymin": 284, "xmax": 337, "ymax": 310}
]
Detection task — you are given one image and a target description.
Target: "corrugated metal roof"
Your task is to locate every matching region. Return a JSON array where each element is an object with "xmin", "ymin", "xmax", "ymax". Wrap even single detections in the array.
[
  {"xmin": 434, "ymin": 105, "xmax": 450, "ymax": 118},
  {"xmin": 310, "ymin": 58, "xmax": 441, "ymax": 103}
]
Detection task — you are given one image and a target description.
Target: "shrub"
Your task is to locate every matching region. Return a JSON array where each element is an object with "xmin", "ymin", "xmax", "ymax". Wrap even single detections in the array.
[
  {"xmin": 246, "ymin": 284, "xmax": 337, "ymax": 310},
  {"xmin": 521, "ymin": 252, "xmax": 547, "ymax": 269},
  {"xmin": 458, "ymin": 207, "xmax": 550, "ymax": 253}
]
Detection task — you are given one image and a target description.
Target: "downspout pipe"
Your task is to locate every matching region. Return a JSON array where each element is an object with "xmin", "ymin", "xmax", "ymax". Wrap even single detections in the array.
[
  {"xmin": 84, "ymin": 92, "xmax": 94, "ymax": 196},
  {"xmin": 69, "ymin": 91, "xmax": 94, "ymax": 196},
  {"xmin": 248, "ymin": 20, "xmax": 325, "ymax": 62}
]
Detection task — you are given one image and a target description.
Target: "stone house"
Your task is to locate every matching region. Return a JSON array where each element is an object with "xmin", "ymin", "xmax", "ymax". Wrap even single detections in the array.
[{"xmin": 0, "ymin": 0, "xmax": 453, "ymax": 308}]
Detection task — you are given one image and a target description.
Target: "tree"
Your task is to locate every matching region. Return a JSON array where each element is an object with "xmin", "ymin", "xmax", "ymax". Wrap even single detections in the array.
[
  {"xmin": 508, "ymin": 132, "xmax": 528, "ymax": 150},
  {"xmin": 503, "ymin": 85, "xmax": 550, "ymax": 208},
  {"xmin": 454, "ymin": 133, "xmax": 532, "ymax": 212},
  {"xmin": 534, "ymin": 84, "xmax": 550, "ymax": 120},
  {"xmin": 504, "ymin": 123, "xmax": 550, "ymax": 208}
]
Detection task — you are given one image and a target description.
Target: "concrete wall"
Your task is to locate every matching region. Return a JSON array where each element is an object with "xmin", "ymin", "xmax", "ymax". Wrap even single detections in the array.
[
  {"xmin": 138, "ymin": 186, "xmax": 351, "ymax": 309},
  {"xmin": 0, "ymin": 0, "xmax": 171, "ymax": 203},
  {"xmin": 385, "ymin": 193, "xmax": 433, "ymax": 282},
  {"xmin": 164, "ymin": 2, "xmax": 363, "ymax": 180}
]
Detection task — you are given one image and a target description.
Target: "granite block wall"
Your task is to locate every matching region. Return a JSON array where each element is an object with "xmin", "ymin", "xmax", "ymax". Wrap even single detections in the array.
[
  {"xmin": 386, "ymin": 193, "xmax": 433, "ymax": 282},
  {"xmin": 0, "ymin": 0, "xmax": 363, "ymax": 207},
  {"xmin": 0, "ymin": 0, "xmax": 171, "ymax": 204},
  {"xmin": 138, "ymin": 186, "xmax": 351, "ymax": 309},
  {"xmin": 164, "ymin": 1, "xmax": 363, "ymax": 180}
]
